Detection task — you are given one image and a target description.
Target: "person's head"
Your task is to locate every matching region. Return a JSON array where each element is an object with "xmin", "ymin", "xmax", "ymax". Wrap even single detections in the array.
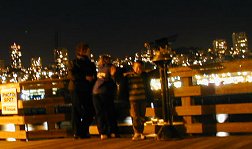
[
  {"xmin": 75, "ymin": 42, "xmax": 91, "ymax": 58},
  {"xmin": 97, "ymin": 55, "xmax": 111, "ymax": 66},
  {"xmin": 132, "ymin": 60, "xmax": 144, "ymax": 74}
]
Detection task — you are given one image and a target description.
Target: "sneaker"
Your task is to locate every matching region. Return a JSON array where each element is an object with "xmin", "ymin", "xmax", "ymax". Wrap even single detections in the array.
[
  {"xmin": 110, "ymin": 133, "xmax": 116, "ymax": 138},
  {"xmin": 101, "ymin": 134, "xmax": 108, "ymax": 140},
  {"xmin": 132, "ymin": 133, "xmax": 140, "ymax": 141},
  {"xmin": 132, "ymin": 133, "xmax": 146, "ymax": 141},
  {"xmin": 140, "ymin": 134, "xmax": 146, "ymax": 140}
]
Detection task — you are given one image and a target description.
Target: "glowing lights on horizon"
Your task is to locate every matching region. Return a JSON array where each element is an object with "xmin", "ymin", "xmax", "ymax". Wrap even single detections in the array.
[
  {"xmin": 150, "ymin": 71, "xmax": 252, "ymax": 91},
  {"xmin": 150, "ymin": 76, "xmax": 181, "ymax": 91},
  {"xmin": 194, "ymin": 71, "xmax": 252, "ymax": 86}
]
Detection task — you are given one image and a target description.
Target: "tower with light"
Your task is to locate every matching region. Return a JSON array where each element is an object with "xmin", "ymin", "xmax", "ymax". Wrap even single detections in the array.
[{"xmin": 10, "ymin": 43, "xmax": 22, "ymax": 69}]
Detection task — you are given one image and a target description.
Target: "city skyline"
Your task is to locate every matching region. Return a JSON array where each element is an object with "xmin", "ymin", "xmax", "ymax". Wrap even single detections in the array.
[{"xmin": 0, "ymin": 0, "xmax": 252, "ymax": 67}]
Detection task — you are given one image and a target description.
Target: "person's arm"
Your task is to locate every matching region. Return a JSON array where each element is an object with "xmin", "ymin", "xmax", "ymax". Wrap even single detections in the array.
[
  {"xmin": 67, "ymin": 60, "xmax": 75, "ymax": 91},
  {"xmin": 67, "ymin": 60, "xmax": 75, "ymax": 81}
]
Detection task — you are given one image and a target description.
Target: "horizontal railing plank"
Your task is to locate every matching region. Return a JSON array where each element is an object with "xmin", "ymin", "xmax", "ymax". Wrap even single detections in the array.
[
  {"xmin": 24, "ymin": 114, "xmax": 66, "ymax": 124},
  {"xmin": 186, "ymin": 122, "xmax": 252, "ymax": 133},
  {"xmin": 0, "ymin": 83, "xmax": 20, "ymax": 93},
  {"xmin": 174, "ymin": 86, "xmax": 203, "ymax": 97},
  {"xmin": 0, "ymin": 131, "xmax": 27, "ymax": 139},
  {"xmin": 176, "ymin": 103, "xmax": 252, "ymax": 116},
  {"xmin": 0, "ymin": 97, "xmax": 65, "ymax": 109},
  {"xmin": 174, "ymin": 83, "xmax": 252, "ymax": 97},
  {"xmin": 170, "ymin": 59, "xmax": 252, "ymax": 77},
  {"xmin": 27, "ymin": 129, "xmax": 67, "ymax": 139},
  {"xmin": 215, "ymin": 83, "xmax": 252, "ymax": 95},
  {"xmin": 19, "ymin": 97, "xmax": 65, "ymax": 108},
  {"xmin": 0, "ymin": 114, "xmax": 65, "ymax": 125}
]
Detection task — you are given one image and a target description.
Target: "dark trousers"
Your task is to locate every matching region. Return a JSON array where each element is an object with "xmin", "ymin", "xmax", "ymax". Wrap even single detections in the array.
[
  {"xmin": 130, "ymin": 100, "xmax": 146, "ymax": 134},
  {"xmin": 93, "ymin": 93, "xmax": 118, "ymax": 135},
  {"xmin": 71, "ymin": 90, "xmax": 95, "ymax": 137}
]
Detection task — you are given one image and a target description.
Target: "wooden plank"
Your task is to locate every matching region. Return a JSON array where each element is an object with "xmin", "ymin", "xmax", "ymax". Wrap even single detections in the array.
[
  {"xmin": 174, "ymin": 86, "xmax": 202, "ymax": 97},
  {"xmin": 0, "ymin": 116, "xmax": 25, "ymax": 125},
  {"xmin": 18, "ymin": 97, "xmax": 65, "ymax": 108},
  {"xmin": 20, "ymin": 79, "xmax": 67, "ymax": 90},
  {"xmin": 21, "ymin": 83, "xmax": 65, "ymax": 90},
  {"xmin": 1, "ymin": 134, "xmax": 252, "ymax": 148},
  {"xmin": 215, "ymin": 83, "xmax": 252, "ymax": 95},
  {"xmin": 19, "ymin": 79, "xmax": 66, "ymax": 90},
  {"xmin": 89, "ymin": 124, "xmax": 156, "ymax": 135},
  {"xmin": 215, "ymin": 59, "xmax": 252, "ymax": 73},
  {"xmin": 0, "ymin": 98, "xmax": 65, "ymax": 110},
  {"xmin": 0, "ymin": 114, "xmax": 66, "ymax": 125},
  {"xmin": 186, "ymin": 122, "xmax": 252, "ymax": 133},
  {"xmin": 181, "ymin": 97, "xmax": 193, "ymax": 124},
  {"xmin": 144, "ymin": 125, "xmax": 156, "ymax": 134},
  {"xmin": 146, "ymin": 108, "xmax": 155, "ymax": 117},
  {"xmin": 0, "ymin": 83, "xmax": 20, "ymax": 93},
  {"xmin": 170, "ymin": 68, "xmax": 198, "ymax": 77},
  {"xmin": 175, "ymin": 103, "xmax": 252, "ymax": 116},
  {"xmin": 89, "ymin": 125, "xmax": 99, "ymax": 134},
  {"xmin": 0, "ymin": 130, "xmax": 27, "ymax": 139},
  {"xmin": 169, "ymin": 59, "xmax": 252, "ymax": 77},
  {"xmin": 27, "ymin": 129, "xmax": 67, "ymax": 139},
  {"xmin": 24, "ymin": 114, "xmax": 66, "ymax": 124},
  {"xmin": 174, "ymin": 85, "xmax": 215, "ymax": 97},
  {"xmin": 19, "ymin": 79, "xmax": 66, "ymax": 86}
]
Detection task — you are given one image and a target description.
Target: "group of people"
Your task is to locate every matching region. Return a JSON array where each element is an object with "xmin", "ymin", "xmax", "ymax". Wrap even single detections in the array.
[{"xmin": 68, "ymin": 42, "xmax": 153, "ymax": 140}]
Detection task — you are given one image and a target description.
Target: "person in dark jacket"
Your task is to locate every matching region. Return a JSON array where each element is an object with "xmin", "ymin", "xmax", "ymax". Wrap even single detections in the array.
[
  {"xmin": 123, "ymin": 60, "xmax": 153, "ymax": 140},
  {"xmin": 92, "ymin": 55, "xmax": 119, "ymax": 140},
  {"xmin": 68, "ymin": 42, "xmax": 97, "ymax": 138}
]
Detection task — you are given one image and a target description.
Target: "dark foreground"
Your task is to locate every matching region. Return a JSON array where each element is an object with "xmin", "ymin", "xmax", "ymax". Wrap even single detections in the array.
[{"xmin": 1, "ymin": 134, "xmax": 252, "ymax": 149}]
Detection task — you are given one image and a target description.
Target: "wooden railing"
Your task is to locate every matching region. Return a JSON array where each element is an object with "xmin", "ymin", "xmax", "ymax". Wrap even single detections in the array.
[
  {"xmin": 1, "ymin": 59, "xmax": 252, "ymax": 140},
  {"xmin": 90, "ymin": 59, "xmax": 252, "ymax": 135},
  {"xmin": 0, "ymin": 79, "xmax": 69, "ymax": 140},
  {"xmin": 158, "ymin": 59, "xmax": 252, "ymax": 134}
]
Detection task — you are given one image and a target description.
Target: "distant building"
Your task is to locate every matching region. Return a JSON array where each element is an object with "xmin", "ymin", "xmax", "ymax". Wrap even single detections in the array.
[
  {"xmin": 232, "ymin": 32, "xmax": 249, "ymax": 58},
  {"xmin": 54, "ymin": 48, "xmax": 69, "ymax": 77},
  {"xmin": 213, "ymin": 39, "xmax": 228, "ymax": 62},
  {"xmin": 30, "ymin": 57, "xmax": 43, "ymax": 80},
  {"xmin": 10, "ymin": 43, "xmax": 22, "ymax": 69}
]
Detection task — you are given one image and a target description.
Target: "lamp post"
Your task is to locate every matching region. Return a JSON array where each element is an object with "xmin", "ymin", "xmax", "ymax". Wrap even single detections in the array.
[{"xmin": 152, "ymin": 48, "xmax": 180, "ymax": 140}]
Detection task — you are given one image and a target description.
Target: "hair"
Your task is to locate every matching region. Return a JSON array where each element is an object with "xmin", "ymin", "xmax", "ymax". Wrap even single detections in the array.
[{"xmin": 75, "ymin": 42, "xmax": 90, "ymax": 55}]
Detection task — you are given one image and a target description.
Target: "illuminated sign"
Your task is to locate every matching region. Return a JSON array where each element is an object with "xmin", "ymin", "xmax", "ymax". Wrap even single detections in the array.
[{"xmin": 1, "ymin": 88, "xmax": 18, "ymax": 114}]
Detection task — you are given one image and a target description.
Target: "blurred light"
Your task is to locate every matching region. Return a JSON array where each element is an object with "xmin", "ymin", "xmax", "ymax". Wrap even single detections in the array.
[
  {"xmin": 194, "ymin": 71, "xmax": 252, "ymax": 86},
  {"xmin": 123, "ymin": 116, "xmax": 132, "ymax": 125},
  {"xmin": 216, "ymin": 114, "xmax": 228, "ymax": 123},
  {"xmin": 151, "ymin": 102, "xmax": 154, "ymax": 108},
  {"xmin": 3, "ymin": 124, "xmax": 16, "ymax": 141},
  {"xmin": 150, "ymin": 78, "xmax": 161, "ymax": 91},
  {"xmin": 216, "ymin": 132, "xmax": 230, "ymax": 137},
  {"xmin": 174, "ymin": 81, "xmax": 182, "ymax": 88}
]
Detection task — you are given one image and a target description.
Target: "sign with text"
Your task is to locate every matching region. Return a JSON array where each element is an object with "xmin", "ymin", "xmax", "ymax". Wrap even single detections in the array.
[{"xmin": 1, "ymin": 88, "xmax": 18, "ymax": 114}]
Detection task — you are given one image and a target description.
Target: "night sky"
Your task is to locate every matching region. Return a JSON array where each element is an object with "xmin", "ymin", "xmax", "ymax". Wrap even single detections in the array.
[{"xmin": 0, "ymin": 0, "xmax": 252, "ymax": 67}]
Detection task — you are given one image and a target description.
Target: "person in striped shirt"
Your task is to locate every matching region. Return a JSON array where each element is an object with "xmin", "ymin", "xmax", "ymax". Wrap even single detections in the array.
[{"xmin": 124, "ymin": 60, "xmax": 153, "ymax": 140}]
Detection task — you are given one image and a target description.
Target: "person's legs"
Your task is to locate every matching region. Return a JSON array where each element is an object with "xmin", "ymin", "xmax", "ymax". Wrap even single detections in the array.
[
  {"xmin": 106, "ymin": 94, "xmax": 119, "ymax": 136},
  {"xmin": 93, "ymin": 94, "xmax": 109, "ymax": 137},
  {"xmin": 79, "ymin": 92, "xmax": 95, "ymax": 137},
  {"xmin": 71, "ymin": 91, "xmax": 83, "ymax": 138},
  {"xmin": 130, "ymin": 101, "xmax": 146, "ymax": 140}
]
